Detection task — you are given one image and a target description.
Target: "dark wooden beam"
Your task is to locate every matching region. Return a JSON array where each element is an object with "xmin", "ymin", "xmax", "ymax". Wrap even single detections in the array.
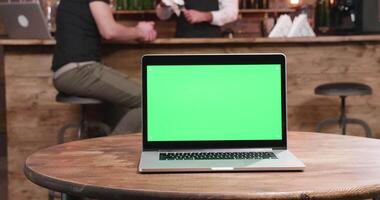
[{"xmin": 0, "ymin": 45, "xmax": 8, "ymax": 200}]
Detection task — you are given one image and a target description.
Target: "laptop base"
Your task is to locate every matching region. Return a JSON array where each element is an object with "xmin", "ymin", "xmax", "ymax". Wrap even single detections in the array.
[{"xmin": 139, "ymin": 149, "xmax": 305, "ymax": 173}]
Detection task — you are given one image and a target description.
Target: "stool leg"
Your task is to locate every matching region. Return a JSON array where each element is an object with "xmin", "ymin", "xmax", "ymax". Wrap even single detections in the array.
[
  {"xmin": 79, "ymin": 105, "xmax": 89, "ymax": 139},
  {"xmin": 346, "ymin": 118, "xmax": 372, "ymax": 138},
  {"xmin": 58, "ymin": 123, "xmax": 81, "ymax": 144},
  {"xmin": 316, "ymin": 118, "xmax": 340, "ymax": 133},
  {"xmin": 339, "ymin": 96, "xmax": 347, "ymax": 135}
]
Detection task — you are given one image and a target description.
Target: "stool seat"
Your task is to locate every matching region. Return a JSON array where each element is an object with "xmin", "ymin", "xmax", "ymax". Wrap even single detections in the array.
[
  {"xmin": 55, "ymin": 92, "xmax": 111, "ymax": 144},
  {"xmin": 56, "ymin": 92, "xmax": 102, "ymax": 104},
  {"xmin": 315, "ymin": 82, "xmax": 372, "ymax": 96}
]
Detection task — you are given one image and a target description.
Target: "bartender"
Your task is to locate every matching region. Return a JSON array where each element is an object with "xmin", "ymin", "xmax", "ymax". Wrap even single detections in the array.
[{"xmin": 156, "ymin": 0, "xmax": 238, "ymax": 38}]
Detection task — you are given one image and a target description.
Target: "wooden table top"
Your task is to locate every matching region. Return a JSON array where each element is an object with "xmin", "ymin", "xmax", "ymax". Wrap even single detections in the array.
[{"xmin": 24, "ymin": 132, "xmax": 380, "ymax": 200}]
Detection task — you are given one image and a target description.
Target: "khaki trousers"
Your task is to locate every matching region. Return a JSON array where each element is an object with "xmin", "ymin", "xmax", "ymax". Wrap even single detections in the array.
[{"xmin": 53, "ymin": 62, "xmax": 141, "ymax": 133}]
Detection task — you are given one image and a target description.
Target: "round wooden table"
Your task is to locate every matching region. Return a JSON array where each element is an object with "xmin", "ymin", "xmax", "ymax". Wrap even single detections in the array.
[{"xmin": 24, "ymin": 132, "xmax": 380, "ymax": 200}]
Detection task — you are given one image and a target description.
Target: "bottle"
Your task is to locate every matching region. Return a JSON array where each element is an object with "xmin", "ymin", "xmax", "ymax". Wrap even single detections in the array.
[
  {"xmin": 142, "ymin": 0, "xmax": 152, "ymax": 10},
  {"xmin": 142, "ymin": 0, "xmax": 148, "ymax": 10},
  {"xmin": 254, "ymin": 0, "xmax": 260, "ymax": 8},
  {"xmin": 135, "ymin": 0, "xmax": 142, "ymax": 10},
  {"xmin": 258, "ymin": 0, "xmax": 263, "ymax": 8},
  {"xmin": 126, "ymin": 0, "xmax": 133, "ymax": 10},
  {"xmin": 324, "ymin": 0, "xmax": 330, "ymax": 27},
  {"xmin": 248, "ymin": 0, "xmax": 255, "ymax": 8},
  {"xmin": 243, "ymin": 0, "xmax": 250, "ymax": 9},
  {"xmin": 116, "ymin": 0, "xmax": 124, "ymax": 10},
  {"xmin": 315, "ymin": 0, "xmax": 331, "ymax": 33},
  {"xmin": 262, "ymin": 0, "xmax": 269, "ymax": 9}
]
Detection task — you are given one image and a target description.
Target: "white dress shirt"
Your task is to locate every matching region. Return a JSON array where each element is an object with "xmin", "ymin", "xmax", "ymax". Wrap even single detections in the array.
[{"xmin": 156, "ymin": 0, "xmax": 239, "ymax": 26}]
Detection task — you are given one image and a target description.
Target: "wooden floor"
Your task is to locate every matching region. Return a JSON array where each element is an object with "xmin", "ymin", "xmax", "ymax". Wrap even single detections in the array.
[{"xmin": 0, "ymin": 133, "xmax": 7, "ymax": 200}]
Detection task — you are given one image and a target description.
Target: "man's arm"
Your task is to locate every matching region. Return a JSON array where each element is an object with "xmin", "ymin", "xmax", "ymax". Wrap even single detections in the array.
[
  {"xmin": 89, "ymin": 1, "xmax": 157, "ymax": 42},
  {"xmin": 182, "ymin": 9, "xmax": 212, "ymax": 24},
  {"xmin": 210, "ymin": 0, "xmax": 239, "ymax": 26}
]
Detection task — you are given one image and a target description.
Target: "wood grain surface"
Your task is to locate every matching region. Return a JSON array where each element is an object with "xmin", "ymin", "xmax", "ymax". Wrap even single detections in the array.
[
  {"xmin": 24, "ymin": 132, "xmax": 380, "ymax": 200},
  {"xmin": 0, "ymin": 45, "xmax": 4, "ymax": 133}
]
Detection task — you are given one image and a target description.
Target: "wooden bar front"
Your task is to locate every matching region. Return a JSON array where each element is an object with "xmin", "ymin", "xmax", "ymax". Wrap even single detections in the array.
[{"xmin": 1, "ymin": 36, "xmax": 380, "ymax": 200}]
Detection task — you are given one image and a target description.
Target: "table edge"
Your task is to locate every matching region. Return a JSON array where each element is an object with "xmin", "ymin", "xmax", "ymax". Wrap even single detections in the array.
[{"xmin": 24, "ymin": 158, "xmax": 380, "ymax": 200}]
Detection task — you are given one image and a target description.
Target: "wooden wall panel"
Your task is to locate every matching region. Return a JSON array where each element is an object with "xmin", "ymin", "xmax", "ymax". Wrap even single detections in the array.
[
  {"xmin": 103, "ymin": 42, "xmax": 380, "ymax": 139},
  {"xmin": 0, "ymin": 21, "xmax": 5, "ymax": 36},
  {"xmin": 0, "ymin": 44, "xmax": 6, "ymax": 200},
  {"xmin": 0, "ymin": 46, "xmax": 5, "ymax": 134},
  {"xmin": 0, "ymin": 0, "xmax": 6, "ymax": 35},
  {"xmin": 5, "ymin": 41, "xmax": 380, "ymax": 200},
  {"xmin": 4, "ymin": 46, "xmax": 80, "ymax": 200}
]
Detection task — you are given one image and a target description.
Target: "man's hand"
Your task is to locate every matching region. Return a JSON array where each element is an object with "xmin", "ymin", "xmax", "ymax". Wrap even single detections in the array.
[
  {"xmin": 90, "ymin": 2, "xmax": 157, "ymax": 42},
  {"xmin": 183, "ymin": 9, "xmax": 212, "ymax": 24},
  {"xmin": 135, "ymin": 21, "xmax": 157, "ymax": 42}
]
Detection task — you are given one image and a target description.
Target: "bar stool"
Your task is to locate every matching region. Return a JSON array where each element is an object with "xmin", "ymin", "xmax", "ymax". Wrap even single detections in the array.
[
  {"xmin": 314, "ymin": 82, "xmax": 372, "ymax": 137},
  {"xmin": 56, "ymin": 92, "xmax": 111, "ymax": 144}
]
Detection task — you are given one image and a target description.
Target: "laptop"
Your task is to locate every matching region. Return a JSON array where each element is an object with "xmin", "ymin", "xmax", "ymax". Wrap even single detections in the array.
[
  {"xmin": 139, "ymin": 54, "xmax": 305, "ymax": 173},
  {"xmin": 0, "ymin": 2, "xmax": 52, "ymax": 39}
]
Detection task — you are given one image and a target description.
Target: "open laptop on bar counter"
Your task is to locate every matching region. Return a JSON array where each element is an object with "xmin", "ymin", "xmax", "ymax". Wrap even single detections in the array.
[{"xmin": 0, "ymin": 0, "xmax": 52, "ymax": 39}]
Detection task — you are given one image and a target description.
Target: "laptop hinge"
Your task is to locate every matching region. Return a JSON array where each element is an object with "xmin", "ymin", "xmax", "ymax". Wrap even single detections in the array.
[
  {"xmin": 272, "ymin": 147, "xmax": 287, "ymax": 150},
  {"xmin": 155, "ymin": 148, "xmax": 275, "ymax": 152},
  {"xmin": 144, "ymin": 147, "xmax": 287, "ymax": 151}
]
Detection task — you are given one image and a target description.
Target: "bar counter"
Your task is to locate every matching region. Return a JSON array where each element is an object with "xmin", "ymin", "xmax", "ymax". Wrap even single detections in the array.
[
  {"xmin": 2, "ymin": 35, "xmax": 380, "ymax": 200},
  {"xmin": 3, "ymin": 34, "xmax": 380, "ymax": 45}
]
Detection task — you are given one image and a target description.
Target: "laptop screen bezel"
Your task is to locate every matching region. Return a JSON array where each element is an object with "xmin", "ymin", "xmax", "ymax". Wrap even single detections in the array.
[{"xmin": 142, "ymin": 54, "xmax": 287, "ymax": 150}]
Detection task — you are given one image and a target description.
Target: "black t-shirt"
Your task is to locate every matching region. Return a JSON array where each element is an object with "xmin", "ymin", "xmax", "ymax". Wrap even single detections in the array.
[{"xmin": 52, "ymin": 0, "xmax": 110, "ymax": 71}]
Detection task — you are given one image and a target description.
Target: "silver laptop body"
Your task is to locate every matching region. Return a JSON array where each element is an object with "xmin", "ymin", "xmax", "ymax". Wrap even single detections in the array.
[
  {"xmin": 139, "ymin": 54, "xmax": 305, "ymax": 173},
  {"xmin": 0, "ymin": 2, "xmax": 51, "ymax": 39}
]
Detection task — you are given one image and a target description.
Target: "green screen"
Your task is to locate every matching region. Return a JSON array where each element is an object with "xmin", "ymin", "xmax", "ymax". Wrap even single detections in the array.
[{"xmin": 147, "ymin": 64, "xmax": 283, "ymax": 141}]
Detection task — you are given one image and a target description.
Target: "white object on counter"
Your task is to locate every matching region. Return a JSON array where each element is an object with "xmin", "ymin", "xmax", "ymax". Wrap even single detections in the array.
[
  {"xmin": 268, "ymin": 14, "xmax": 293, "ymax": 38},
  {"xmin": 268, "ymin": 14, "xmax": 316, "ymax": 38},
  {"xmin": 287, "ymin": 14, "xmax": 316, "ymax": 37}
]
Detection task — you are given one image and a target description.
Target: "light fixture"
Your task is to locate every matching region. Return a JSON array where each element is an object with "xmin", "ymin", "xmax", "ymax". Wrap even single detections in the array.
[{"xmin": 290, "ymin": 0, "xmax": 300, "ymax": 5}]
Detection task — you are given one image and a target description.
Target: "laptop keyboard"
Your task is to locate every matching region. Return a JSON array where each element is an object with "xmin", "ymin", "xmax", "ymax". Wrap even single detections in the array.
[{"xmin": 159, "ymin": 152, "xmax": 278, "ymax": 160}]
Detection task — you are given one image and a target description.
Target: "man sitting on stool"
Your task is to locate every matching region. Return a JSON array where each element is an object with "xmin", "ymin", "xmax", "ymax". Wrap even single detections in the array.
[{"xmin": 52, "ymin": 0, "xmax": 157, "ymax": 134}]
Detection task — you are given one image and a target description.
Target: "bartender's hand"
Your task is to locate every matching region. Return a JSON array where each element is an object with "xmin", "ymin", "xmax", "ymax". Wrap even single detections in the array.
[
  {"xmin": 183, "ymin": 9, "xmax": 212, "ymax": 24},
  {"xmin": 135, "ymin": 21, "xmax": 157, "ymax": 42}
]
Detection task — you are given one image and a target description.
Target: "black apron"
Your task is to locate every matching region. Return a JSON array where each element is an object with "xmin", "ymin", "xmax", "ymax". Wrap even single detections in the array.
[{"xmin": 175, "ymin": 0, "xmax": 222, "ymax": 38}]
